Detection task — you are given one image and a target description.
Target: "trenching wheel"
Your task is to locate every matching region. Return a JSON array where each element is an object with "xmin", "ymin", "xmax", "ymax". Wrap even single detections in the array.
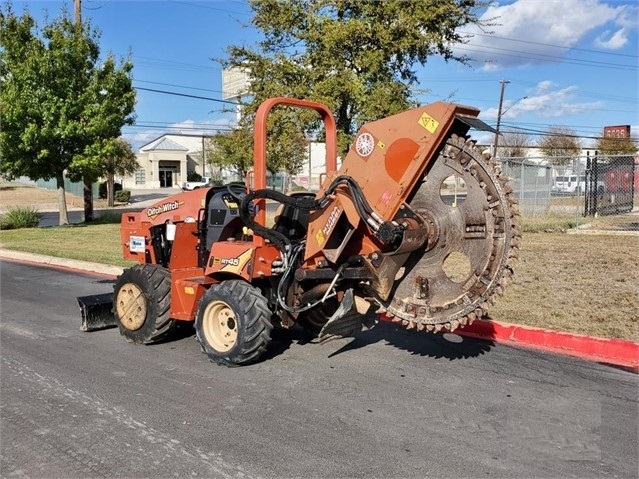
[{"xmin": 386, "ymin": 134, "xmax": 521, "ymax": 332}]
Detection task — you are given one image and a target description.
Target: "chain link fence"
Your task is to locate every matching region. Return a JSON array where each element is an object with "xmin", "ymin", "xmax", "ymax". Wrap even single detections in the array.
[{"xmin": 498, "ymin": 154, "xmax": 638, "ymax": 222}]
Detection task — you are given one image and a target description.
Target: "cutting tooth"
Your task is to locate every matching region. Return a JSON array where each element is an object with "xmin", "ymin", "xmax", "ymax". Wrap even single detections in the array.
[
  {"xmin": 450, "ymin": 319, "xmax": 460, "ymax": 331},
  {"xmin": 434, "ymin": 323, "xmax": 444, "ymax": 333},
  {"xmin": 426, "ymin": 324, "xmax": 435, "ymax": 332}
]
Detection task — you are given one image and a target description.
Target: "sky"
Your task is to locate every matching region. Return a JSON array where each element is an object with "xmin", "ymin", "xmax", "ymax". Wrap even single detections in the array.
[{"xmin": 8, "ymin": 0, "xmax": 639, "ymax": 153}]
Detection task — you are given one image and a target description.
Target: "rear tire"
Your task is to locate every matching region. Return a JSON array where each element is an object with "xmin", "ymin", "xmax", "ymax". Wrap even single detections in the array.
[
  {"xmin": 195, "ymin": 280, "xmax": 272, "ymax": 367},
  {"xmin": 299, "ymin": 298, "xmax": 339, "ymax": 337},
  {"xmin": 113, "ymin": 264, "xmax": 176, "ymax": 344}
]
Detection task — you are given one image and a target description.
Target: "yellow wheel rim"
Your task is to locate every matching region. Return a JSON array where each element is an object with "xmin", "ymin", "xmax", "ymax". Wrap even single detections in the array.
[
  {"xmin": 202, "ymin": 300, "xmax": 238, "ymax": 352},
  {"xmin": 116, "ymin": 282, "xmax": 147, "ymax": 331}
]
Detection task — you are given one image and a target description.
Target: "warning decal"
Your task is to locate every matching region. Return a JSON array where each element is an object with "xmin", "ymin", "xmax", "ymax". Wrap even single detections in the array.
[{"xmin": 418, "ymin": 113, "xmax": 439, "ymax": 134}]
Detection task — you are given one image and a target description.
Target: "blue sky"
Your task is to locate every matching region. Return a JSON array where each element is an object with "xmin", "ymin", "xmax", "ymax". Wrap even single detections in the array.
[{"xmin": 10, "ymin": 0, "xmax": 639, "ymax": 151}]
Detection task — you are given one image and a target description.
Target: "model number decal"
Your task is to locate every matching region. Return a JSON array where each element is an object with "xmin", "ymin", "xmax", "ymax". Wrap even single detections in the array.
[{"xmin": 211, "ymin": 257, "xmax": 240, "ymax": 266}]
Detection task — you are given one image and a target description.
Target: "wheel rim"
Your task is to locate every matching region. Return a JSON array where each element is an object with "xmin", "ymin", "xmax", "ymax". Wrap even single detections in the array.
[
  {"xmin": 116, "ymin": 282, "xmax": 147, "ymax": 331},
  {"xmin": 202, "ymin": 300, "xmax": 238, "ymax": 352}
]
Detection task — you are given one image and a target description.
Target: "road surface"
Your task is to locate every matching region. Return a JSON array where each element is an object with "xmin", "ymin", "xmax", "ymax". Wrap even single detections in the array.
[{"xmin": 1, "ymin": 260, "xmax": 637, "ymax": 478}]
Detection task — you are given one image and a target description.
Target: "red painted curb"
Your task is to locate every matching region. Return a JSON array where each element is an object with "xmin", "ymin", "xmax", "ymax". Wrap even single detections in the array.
[
  {"xmin": 459, "ymin": 320, "xmax": 638, "ymax": 371},
  {"xmin": 380, "ymin": 316, "xmax": 638, "ymax": 371}
]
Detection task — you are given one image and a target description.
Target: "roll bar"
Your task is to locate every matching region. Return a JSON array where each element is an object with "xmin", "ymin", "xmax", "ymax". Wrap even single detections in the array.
[{"xmin": 252, "ymin": 97, "xmax": 338, "ymax": 246}]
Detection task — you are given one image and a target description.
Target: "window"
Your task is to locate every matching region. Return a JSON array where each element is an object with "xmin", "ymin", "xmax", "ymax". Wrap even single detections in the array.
[{"xmin": 135, "ymin": 169, "xmax": 146, "ymax": 185}]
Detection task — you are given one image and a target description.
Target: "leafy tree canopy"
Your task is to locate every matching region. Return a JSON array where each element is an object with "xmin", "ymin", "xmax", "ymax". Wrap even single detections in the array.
[
  {"xmin": 595, "ymin": 135, "xmax": 638, "ymax": 156},
  {"xmin": 0, "ymin": 3, "xmax": 135, "ymax": 224},
  {"xmin": 211, "ymin": 0, "xmax": 488, "ymax": 176},
  {"xmin": 538, "ymin": 126, "xmax": 582, "ymax": 166},
  {"xmin": 207, "ymin": 127, "xmax": 254, "ymax": 178}
]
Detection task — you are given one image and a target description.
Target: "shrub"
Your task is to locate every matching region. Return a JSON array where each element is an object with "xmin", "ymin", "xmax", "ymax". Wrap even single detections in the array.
[
  {"xmin": 92, "ymin": 211, "xmax": 123, "ymax": 225},
  {"xmin": 0, "ymin": 206, "xmax": 41, "ymax": 230},
  {"xmin": 114, "ymin": 190, "xmax": 131, "ymax": 203},
  {"xmin": 187, "ymin": 171, "xmax": 202, "ymax": 182},
  {"xmin": 98, "ymin": 181, "xmax": 122, "ymax": 199}
]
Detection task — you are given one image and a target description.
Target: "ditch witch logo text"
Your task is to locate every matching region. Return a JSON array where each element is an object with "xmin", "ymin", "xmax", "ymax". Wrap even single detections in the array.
[{"xmin": 147, "ymin": 200, "xmax": 183, "ymax": 220}]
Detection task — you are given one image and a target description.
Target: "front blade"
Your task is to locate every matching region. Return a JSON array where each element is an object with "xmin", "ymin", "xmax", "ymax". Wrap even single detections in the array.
[{"xmin": 78, "ymin": 293, "xmax": 116, "ymax": 332}]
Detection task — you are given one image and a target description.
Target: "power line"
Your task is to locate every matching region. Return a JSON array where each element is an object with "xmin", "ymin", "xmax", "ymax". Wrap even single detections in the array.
[
  {"xmin": 133, "ymin": 56, "xmax": 220, "ymax": 74},
  {"xmin": 456, "ymin": 45, "xmax": 637, "ymax": 71},
  {"xmin": 134, "ymin": 79, "xmax": 224, "ymax": 95},
  {"xmin": 459, "ymin": 30, "xmax": 639, "ymax": 60},
  {"xmin": 124, "ymin": 124, "xmax": 233, "ymax": 132},
  {"xmin": 135, "ymin": 86, "xmax": 236, "ymax": 105},
  {"xmin": 167, "ymin": 0, "xmax": 250, "ymax": 16}
]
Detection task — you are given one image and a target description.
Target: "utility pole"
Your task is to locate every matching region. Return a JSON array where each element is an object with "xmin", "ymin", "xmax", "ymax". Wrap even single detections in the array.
[
  {"xmin": 493, "ymin": 79, "xmax": 510, "ymax": 159},
  {"xmin": 74, "ymin": 0, "xmax": 81, "ymax": 23}
]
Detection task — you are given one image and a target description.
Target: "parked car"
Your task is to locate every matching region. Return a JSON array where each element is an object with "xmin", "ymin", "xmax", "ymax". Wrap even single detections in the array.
[{"xmin": 182, "ymin": 176, "xmax": 211, "ymax": 191}]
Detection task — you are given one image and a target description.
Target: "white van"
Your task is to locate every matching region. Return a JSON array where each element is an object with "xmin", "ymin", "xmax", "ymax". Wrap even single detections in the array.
[
  {"xmin": 552, "ymin": 175, "xmax": 606, "ymax": 194},
  {"xmin": 552, "ymin": 175, "xmax": 585, "ymax": 194}
]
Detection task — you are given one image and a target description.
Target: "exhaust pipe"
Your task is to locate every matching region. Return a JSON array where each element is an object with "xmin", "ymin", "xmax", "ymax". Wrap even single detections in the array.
[{"xmin": 77, "ymin": 293, "xmax": 116, "ymax": 332}]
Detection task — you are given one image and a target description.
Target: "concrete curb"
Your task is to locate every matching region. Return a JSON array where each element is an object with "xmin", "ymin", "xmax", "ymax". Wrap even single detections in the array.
[
  {"xmin": 2, "ymin": 248, "xmax": 637, "ymax": 372},
  {"xmin": 458, "ymin": 320, "xmax": 639, "ymax": 372},
  {"xmin": 0, "ymin": 249, "xmax": 124, "ymax": 277}
]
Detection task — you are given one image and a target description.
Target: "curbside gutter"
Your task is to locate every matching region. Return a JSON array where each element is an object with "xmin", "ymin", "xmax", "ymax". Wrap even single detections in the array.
[
  {"xmin": 2, "ymin": 247, "xmax": 637, "ymax": 372},
  {"xmin": 457, "ymin": 319, "xmax": 639, "ymax": 372},
  {"xmin": 0, "ymin": 249, "xmax": 124, "ymax": 277}
]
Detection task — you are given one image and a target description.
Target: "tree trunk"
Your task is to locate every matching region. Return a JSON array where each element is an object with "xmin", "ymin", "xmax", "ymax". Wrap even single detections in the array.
[
  {"xmin": 107, "ymin": 172, "xmax": 115, "ymax": 207},
  {"xmin": 83, "ymin": 176, "xmax": 93, "ymax": 222},
  {"xmin": 56, "ymin": 172, "xmax": 69, "ymax": 226}
]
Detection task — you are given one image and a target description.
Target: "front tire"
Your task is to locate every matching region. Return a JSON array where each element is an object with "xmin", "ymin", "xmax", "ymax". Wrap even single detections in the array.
[
  {"xmin": 195, "ymin": 280, "xmax": 272, "ymax": 367},
  {"xmin": 113, "ymin": 264, "xmax": 176, "ymax": 344}
]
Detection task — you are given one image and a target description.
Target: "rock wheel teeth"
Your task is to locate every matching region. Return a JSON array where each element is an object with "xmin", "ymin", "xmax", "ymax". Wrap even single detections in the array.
[{"xmin": 386, "ymin": 134, "xmax": 522, "ymax": 333}]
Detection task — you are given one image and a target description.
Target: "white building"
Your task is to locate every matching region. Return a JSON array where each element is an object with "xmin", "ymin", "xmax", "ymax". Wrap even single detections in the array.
[
  {"xmin": 122, "ymin": 134, "xmax": 211, "ymax": 189},
  {"xmin": 123, "ymin": 134, "xmax": 333, "ymax": 191}
]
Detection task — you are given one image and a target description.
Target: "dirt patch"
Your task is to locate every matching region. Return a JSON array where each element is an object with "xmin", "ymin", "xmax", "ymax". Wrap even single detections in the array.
[{"xmin": 0, "ymin": 183, "xmax": 112, "ymax": 213}]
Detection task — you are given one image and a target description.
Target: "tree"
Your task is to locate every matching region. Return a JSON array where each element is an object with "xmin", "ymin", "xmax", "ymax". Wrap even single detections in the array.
[
  {"xmin": 208, "ymin": 128, "xmax": 254, "ymax": 179},
  {"xmin": 216, "ymin": 0, "xmax": 489, "ymax": 174},
  {"xmin": 66, "ymin": 54, "xmax": 136, "ymax": 218},
  {"xmin": 0, "ymin": 4, "xmax": 135, "ymax": 225},
  {"xmin": 76, "ymin": 137, "xmax": 138, "ymax": 207},
  {"xmin": 498, "ymin": 131, "xmax": 532, "ymax": 159},
  {"xmin": 595, "ymin": 135, "xmax": 638, "ymax": 156},
  {"xmin": 538, "ymin": 126, "xmax": 582, "ymax": 172}
]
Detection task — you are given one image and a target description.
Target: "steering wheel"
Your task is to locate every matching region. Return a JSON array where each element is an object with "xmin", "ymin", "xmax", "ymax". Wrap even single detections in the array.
[{"xmin": 226, "ymin": 183, "xmax": 256, "ymax": 216}]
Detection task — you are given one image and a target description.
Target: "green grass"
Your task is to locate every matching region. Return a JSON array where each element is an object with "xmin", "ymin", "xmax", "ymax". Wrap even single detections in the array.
[
  {"xmin": 0, "ymin": 223, "xmax": 136, "ymax": 267},
  {"xmin": 522, "ymin": 213, "xmax": 579, "ymax": 233}
]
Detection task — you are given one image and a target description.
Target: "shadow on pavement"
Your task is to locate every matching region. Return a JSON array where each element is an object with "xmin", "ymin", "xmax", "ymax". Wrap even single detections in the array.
[
  {"xmin": 261, "ymin": 320, "xmax": 494, "ymax": 363},
  {"xmin": 327, "ymin": 321, "xmax": 493, "ymax": 361}
]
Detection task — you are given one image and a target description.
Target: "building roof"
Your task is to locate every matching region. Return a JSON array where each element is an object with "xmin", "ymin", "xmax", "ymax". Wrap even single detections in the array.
[{"xmin": 140, "ymin": 136, "xmax": 189, "ymax": 152}]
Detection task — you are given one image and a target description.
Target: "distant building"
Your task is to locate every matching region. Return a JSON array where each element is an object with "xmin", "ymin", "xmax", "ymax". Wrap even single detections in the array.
[
  {"xmin": 123, "ymin": 134, "xmax": 332, "ymax": 191},
  {"xmin": 121, "ymin": 134, "xmax": 209, "ymax": 189}
]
